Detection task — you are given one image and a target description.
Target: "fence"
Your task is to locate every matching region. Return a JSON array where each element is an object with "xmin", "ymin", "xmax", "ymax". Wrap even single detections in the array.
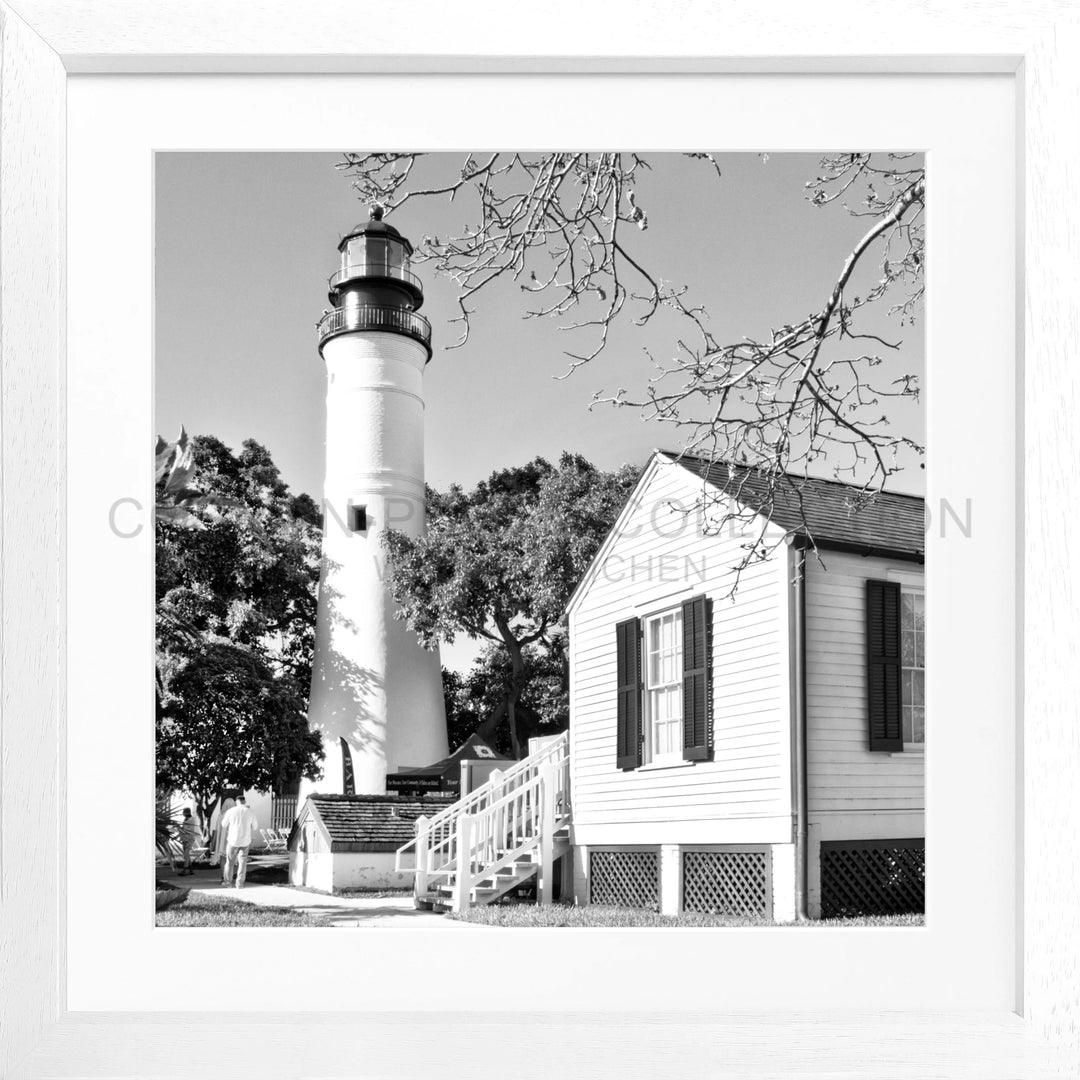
[
  {"xmin": 682, "ymin": 848, "xmax": 771, "ymax": 918},
  {"xmin": 588, "ymin": 849, "xmax": 661, "ymax": 911},
  {"xmin": 819, "ymin": 838, "xmax": 925, "ymax": 918},
  {"xmin": 271, "ymin": 795, "xmax": 298, "ymax": 833}
]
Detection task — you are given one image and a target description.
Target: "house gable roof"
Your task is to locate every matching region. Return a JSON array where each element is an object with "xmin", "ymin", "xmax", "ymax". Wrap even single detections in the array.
[
  {"xmin": 564, "ymin": 450, "xmax": 925, "ymax": 620},
  {"xmin": 664, "ymin": 451, "xmax": 925, "ymax": 560}
]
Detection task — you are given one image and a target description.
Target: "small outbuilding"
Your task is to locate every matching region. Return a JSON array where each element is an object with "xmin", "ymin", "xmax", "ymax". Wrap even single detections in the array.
[{"xmin": 288, "ymin": 793, "xmax": 456, "ymax": 893}]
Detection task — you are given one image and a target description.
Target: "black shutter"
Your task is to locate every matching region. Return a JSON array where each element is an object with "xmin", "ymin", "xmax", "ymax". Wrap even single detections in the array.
[
  {"xmin": 682, "ymin": 595, "xmax": 713, "ymax": 762},
  {"xmin": 615, "ymin": 617, "xmax": 642, "ymax": 770},
  {"xmin": 867, "ymin": 580, "xmax": 903, "ymax": 752}
]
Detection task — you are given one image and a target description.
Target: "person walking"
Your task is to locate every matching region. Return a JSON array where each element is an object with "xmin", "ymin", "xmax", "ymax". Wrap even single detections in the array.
[
  {"xmin": 212, "ymin": 796, "xmax": 235, "ymax": 878},
  {"xmin": 219, "ymin": 794, "xmax": 259, "ymax": 888},
  {"xmin": 175, "ymin": 807, "xmax": 198, "ymax": 876}
]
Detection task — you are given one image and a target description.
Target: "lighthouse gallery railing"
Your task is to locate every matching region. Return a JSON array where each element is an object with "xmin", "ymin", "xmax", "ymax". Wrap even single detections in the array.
[{"xmin": 317, "ymin": 304, "xmax": 431, "ymax": 349}]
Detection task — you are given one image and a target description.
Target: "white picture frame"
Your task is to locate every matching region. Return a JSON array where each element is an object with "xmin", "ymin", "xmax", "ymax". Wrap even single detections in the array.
[{"xmin": 2, "ymin": 2, "xmax": 1078, "ymax": 1076}]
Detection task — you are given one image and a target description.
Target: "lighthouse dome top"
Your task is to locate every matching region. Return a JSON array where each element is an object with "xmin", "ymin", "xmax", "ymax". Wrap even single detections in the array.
[{"xmin": 337, "ymin": 205, "xmax": 414, "ymax": 255}]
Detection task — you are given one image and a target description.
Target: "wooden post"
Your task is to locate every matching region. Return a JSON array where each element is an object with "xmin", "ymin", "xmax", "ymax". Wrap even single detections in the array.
[
  {"xmin": 414, "ymin": 815, "xmax": 429, "ymax": 903},
  {"xmin": 488, "ymin": 768, "xmax": 503, "ymax": 849},
  {"xmin": 452, "ymin": 813, "xmax": 474, "ymax": 914},
  {"xmin": 539, "ymin": 763, "xmax": 556, "ymax": 905}
]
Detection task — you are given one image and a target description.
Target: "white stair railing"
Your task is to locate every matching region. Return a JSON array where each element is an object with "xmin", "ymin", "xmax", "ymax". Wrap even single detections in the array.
[
  {"xmin": 395, "ymin": 731, "xmax": 567, "ymax": 872},
  {"xmin": 395, "ymin": 730, "xmax": 570, "ymax": 910}
]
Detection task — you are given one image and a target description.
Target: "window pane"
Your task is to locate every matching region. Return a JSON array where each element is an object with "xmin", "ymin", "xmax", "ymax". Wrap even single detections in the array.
[
  {"xmin": 911, "ymin": 707, "xmax": 925, "ymax": 744},
  {"xmin": 901, "ymin": 592, "xmax": 915, "ymax": 626},
  {"xmin": 900, "ymin": 590, "xmax": 925, "ymax": 744},
  {"xmin": 645, "ymin": 610, "xmax": 684, "ymax": 758},
  {"xmin": 902, "ymin": 631, "xmax": 915, "ymax": 665},
  {"xmin": 912, "ymin": 669, "xmax": 924, "ymax": 706}
]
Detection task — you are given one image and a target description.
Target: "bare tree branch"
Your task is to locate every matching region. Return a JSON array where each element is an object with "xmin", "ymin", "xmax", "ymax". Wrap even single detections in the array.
[{"xmin": 337, "ymin": 151, "xmax": 925, "ymax": 588}]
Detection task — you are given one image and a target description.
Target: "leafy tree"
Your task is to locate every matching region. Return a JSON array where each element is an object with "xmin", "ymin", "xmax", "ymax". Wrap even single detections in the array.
[
  {"xmin": 155, "ymin": 435, "xmax": 324, "ymax": 836},
  {"xmin": 385, "ymin": 453, "xmax": 637, "ymax": 757},
  {"xmin": 156, "ymin": 635, "xmax": 322, "ymax": 834},
  {"xmin": 443, "ymin": 638, "xmax": 569, "ymax": 756},
  {"xmin": 339, "ymin": 151, "xmax": 924, "ymax": 571},
  {"xmin": 156, "ymin": 435, "xmax": 321, "ymax": 690}
]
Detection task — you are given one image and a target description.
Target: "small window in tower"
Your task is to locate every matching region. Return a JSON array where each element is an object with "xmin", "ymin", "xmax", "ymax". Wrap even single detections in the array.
[{"xmin": 349, "ymin": 504, "xmax": 367, "ymax": 533}]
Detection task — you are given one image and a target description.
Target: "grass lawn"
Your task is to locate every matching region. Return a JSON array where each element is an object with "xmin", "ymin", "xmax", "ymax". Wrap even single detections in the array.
[
  {"xmin": 447, "ymin": 904, "xmax": 925, "ymax": 928},
  {"xmin": 155, "ymin": 889, "xmax": 331, "ymax": 928}
]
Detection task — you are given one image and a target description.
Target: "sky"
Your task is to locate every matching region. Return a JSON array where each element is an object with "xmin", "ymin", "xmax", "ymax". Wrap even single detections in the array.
[{"xmin": 155, "ymin": 151, "xmax": 925, "ymax": 670}]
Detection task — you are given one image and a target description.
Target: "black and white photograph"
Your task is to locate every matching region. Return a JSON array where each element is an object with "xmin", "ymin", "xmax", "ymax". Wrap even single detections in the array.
[
  {"xmin": 9, "ymin": 3, "xmax": 1078, "ymax": 1076},
  {"xmin": 154, "ymin": 150, "xmax": 929, "ymax": 929}
]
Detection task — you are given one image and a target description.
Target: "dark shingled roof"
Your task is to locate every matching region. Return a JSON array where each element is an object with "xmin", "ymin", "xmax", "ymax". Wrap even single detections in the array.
[
  {"xmin": 337, "ymin": 216, "xmax": 414, "ymax": 255},
  {"xmin": 666, "ymin": 452, "xmax": 925, "ymax": 559},
  {"xmin": 302, "ymin": 794, "xmax": 457, "ymax": 851}
]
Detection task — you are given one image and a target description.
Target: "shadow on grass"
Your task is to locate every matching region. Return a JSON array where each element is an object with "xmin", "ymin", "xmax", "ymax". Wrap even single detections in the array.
[{"xmin": 155, "ymin": 890, "xmax": 332, "ymax": 928}]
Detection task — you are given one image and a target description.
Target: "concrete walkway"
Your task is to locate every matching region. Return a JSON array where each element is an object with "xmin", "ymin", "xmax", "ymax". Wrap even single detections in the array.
[{"xmin": 161, "ymin": 866, "xmax": 482, "ymax": 928}]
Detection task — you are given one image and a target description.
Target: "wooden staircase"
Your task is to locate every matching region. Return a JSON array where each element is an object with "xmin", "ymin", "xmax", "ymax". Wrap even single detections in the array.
[
  {"xmin": 395, "ymin": 732, "xmax": 570, "ymax": 914},
  {"xmin": 426, "ymin": 825, "xmax": 571, "ymax": 912}
]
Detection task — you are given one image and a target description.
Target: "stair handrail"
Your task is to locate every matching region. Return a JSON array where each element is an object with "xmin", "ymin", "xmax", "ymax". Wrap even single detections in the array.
[
  {"xmin": 452, "ymin": 759, "xmax": 571, "ymax": 913},
  {"xmin": 452, "ymin": 768, "xmax": 544, "ymax": 912},
  {"xmin": 395, "ymin": 730, "xmax": 568, "ymax": 872},
  {"xmin": 429, "ymin": 730, "xmax": 568, "ymax": 831}
]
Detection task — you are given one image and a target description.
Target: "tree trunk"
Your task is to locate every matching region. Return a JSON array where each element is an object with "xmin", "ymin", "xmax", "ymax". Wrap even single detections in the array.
[
  {"xmin": 193, "ymin": 792, "xmax": 220, "ymax": 848},
  {"xmin": 475, "ymin": 699, "xmax": 508, "ymax": 748},
  {"xmin": 504, "ymin": 642, "xmax": 529, "ymax": 760},
  {"xmin": 492, "ymin": 615, "xmax": 546, "ymax": 760}
]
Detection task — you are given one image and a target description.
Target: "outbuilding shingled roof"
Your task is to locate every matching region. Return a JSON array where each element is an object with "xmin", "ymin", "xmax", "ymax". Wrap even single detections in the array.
[
  {"xmin": 665, "ymin": 451, "xmax": 925, "ymax": 559},
  {"xmin": 301, "ymin": 794, "xmax": 457, "ymax": 851}
]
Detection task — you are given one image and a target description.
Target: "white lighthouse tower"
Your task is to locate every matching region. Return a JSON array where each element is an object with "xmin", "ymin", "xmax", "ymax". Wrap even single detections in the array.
[{"xmin": 304, "ymin": 208, "xmax": 448, "ymax": 797}]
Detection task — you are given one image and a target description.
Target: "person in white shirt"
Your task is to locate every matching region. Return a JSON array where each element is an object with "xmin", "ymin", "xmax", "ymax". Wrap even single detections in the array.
[{"xmin": 219, "ymin": 794, "xmax": 259, "ymax": 888}]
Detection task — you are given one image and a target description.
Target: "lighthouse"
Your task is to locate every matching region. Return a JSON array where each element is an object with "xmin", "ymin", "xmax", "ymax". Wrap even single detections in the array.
[{"xmin": 303, "ymin": 208, "xmax": 448, "ymax": 797}]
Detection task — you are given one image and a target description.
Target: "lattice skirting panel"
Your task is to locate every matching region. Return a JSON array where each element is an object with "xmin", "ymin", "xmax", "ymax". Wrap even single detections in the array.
[
  {"xmin": 819, "ymin": 838, "xmax": 925, "ymax": 918},
  {"xmin": 588, "ymin": 849, "xmax": 660, "ymax": 911},
  {"xmin": 682, "ymin": 849, "xmax": 771, "ymax": 917}
]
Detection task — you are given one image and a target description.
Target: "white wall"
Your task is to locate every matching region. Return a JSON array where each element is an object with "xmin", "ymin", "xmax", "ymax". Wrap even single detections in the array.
[
  {"xmin": 804, "ymin": 549, "xmax": 925, "ymax": 831},
  {"xmin": 305, "ymin": 329, "xmax": 448, "ymax": 799},
  {"xmin": 288, "ymin": 850, "xmax": 412, "ymax": 892},
  {"xmin": 569, "ymin": 459, "xmax": 793, "ymax": 847},
  {"xmin": 288, "ymin": 810, "xmax": 413, "ymax": 891}
]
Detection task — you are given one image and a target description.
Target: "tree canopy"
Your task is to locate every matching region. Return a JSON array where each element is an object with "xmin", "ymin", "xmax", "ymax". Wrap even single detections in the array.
[
  {"xmin": 340, "ymin": 151, "xmax": 924, "ymax": 571},
  {"xmin": 155, "ymin": 434, "xmax": 324, "ymax": 832},
  {"xmin": 443, "ymin": 638, "xmax": 569, "ymax": 756},
  {"xmin": 385, "ymin": 452, "xmax": 638, "ymax": 756}
]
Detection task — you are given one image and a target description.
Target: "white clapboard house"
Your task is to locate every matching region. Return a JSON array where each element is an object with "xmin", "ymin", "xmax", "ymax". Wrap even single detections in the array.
[{"xmin": 396, "ymin": 450, "xmax": 924, "ymax": 920}]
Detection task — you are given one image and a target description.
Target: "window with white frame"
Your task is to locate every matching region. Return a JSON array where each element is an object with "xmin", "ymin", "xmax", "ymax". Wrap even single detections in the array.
[
  {"xmin": 900, "ymin": 589, "xmax": 925, "ymax": 746},
  {"xmin": 644, "ymin": 608, "xmax": 683, "ymax": 762}
]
